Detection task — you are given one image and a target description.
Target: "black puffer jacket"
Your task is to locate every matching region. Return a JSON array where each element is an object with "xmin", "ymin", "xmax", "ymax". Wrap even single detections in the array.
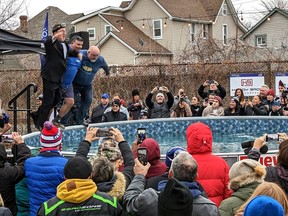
[{"xmin": 0, "ymin": 143, "xmax": 31, "ymax": 215}]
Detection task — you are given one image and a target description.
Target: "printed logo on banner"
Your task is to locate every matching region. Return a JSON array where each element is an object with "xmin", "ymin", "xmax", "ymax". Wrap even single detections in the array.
[
  {"xmin": 241, "ymin": 79, "xmax": 253, "ymax": 86},
  {"xmin": 239, "ymin": 154, "xmax": 277, "ymax": 167}
]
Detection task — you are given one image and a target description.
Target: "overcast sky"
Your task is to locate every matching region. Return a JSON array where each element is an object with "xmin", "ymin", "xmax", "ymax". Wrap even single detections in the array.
[{"xmin": 22, "ymin": 0, "xmax": 266, "ymax": 23}]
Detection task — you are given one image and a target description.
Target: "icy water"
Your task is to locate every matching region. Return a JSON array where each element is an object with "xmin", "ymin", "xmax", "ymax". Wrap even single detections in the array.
[{"xmin": 64, "ymin": 132, "xmax": 279, "ymax": 155}]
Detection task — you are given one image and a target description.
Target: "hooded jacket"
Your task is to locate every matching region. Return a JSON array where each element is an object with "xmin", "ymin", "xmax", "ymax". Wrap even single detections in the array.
[
  {"xmin": 186, "ymin": 122, "xmax": 231, "ymax": 207},
  {"xmin": 0, "ymin": 143, "xmax": 31, "ymax": 215},
  {"xmin": 137, "ymin": 138, "xmax": 167, "ymax": 179},
  {"xmin": 37, "ymin": 179, "xmax": 123, "ymax": 216},
  {"xmin": 219, "ymin": 166, "xmax": 266, "ymax": 216}
]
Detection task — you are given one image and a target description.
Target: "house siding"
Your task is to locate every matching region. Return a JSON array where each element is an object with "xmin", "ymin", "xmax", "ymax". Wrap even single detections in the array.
[
  {"xmin": 212, "ymin": 0, "xmax": 243, "ymax": 44},
  {"xmin": 100, "ymin": 37, "xmax": 136, "ymax": 65},
  {"xmin": 244, "ymin": 12, "xmax": 288, "ymax": 48},
  {"xmin": 75, "ymin": 16, "xmax": 114, "ymax": 45}
]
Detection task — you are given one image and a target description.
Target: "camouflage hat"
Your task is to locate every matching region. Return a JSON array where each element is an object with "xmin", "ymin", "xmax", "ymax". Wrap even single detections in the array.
[{"xmin": 97, "ymin": 138, "xmax": 122, "ymax": 162}]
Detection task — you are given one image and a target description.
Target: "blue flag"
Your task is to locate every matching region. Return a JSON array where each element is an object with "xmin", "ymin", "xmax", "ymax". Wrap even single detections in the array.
[{"xmin": 40, "ymin": 12, "xmax": 48, "ymax": 69}]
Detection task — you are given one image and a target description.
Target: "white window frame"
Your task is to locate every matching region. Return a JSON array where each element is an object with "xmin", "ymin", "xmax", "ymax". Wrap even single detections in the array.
[
  {"xmin": 87, "ymin": 27, "xmax": 96, "ymax": 40},
  {"xmin": 222, "ymin": 3, "xmax": 227, "ymax": 16},
  {"xmin": 202, "ymin": 24, "xmax": 208, "ymax": 39},
  {"xmin": 153, "ymin": 19, "xmax": 163, "ymax": 39},
  {"xmin": 222, "ymin": 24, "xmax": 228, "ymax": 45},
  {"xmin": 190, "ymin": 23, "xmax": 196, "ymax": 43},
  {"xmin": 255, "ymin": 35, "xmax": 267, "ymax": 47},
  {"xmin": 104, "ymin": 25, "xmax": 111, "ymax": 35}
]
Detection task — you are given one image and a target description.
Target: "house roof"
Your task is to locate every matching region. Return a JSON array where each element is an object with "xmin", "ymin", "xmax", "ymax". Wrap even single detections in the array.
[
  {"xmin": 14, "ymin": 6, "xmax": 83, "ymax": 40},
  {"xmin": 98, "ymin": 14, "xmax": 172, "ymax": 55},
  {"xmin": 156, "ymin": 0, "xmax": 223, "ymax": 21},
  {"xmin": 241, "ymin": 8, "xmax": 288, "ymax": 40}
]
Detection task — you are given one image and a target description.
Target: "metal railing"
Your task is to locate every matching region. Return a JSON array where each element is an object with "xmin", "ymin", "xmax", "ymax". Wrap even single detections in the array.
[{"xmin": 8, "ymin": 83, "xmax": 37, "ymax": 133}]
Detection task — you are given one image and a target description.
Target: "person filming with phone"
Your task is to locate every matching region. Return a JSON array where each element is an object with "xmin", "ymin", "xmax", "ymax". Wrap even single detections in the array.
[
  {"xmin": 146, "ymin": 86, "xmax": 174, "ymax": 119},
  {"xmin": 246, "ymin": 133, "xmax": 288, "ymax": 195},
  {"xmin": 198, "ymin": 80, "xmax": 226, "ymax": 100}
]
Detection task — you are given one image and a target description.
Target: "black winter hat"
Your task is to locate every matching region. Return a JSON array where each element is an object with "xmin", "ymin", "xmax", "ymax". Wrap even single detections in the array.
[
  {"xmin": 112, "ymin": 99, "xmax": 121, "ymax": 107},
  {"xmin": 64, "ymin": 157, "xmax": 92, "ymax": 179},
  {"xmin": 158, "ymin": 178, "xmax": 193, "ymax": 216},
  {"xmin": 132, "ymin": 89, "xmax": 140, "ymax": 97}
]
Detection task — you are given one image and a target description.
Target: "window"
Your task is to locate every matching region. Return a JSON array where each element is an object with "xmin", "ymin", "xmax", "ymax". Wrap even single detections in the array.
[
  {"xmin": 202, "ymin": 24, "xmax": 208, "ymax": 39},
  {"xmin": 153, "ymin": 19, "xmax": 162, "ymax": 39},
  {"xmin": 223, "ymin": 24, "xmax": 228, "ymax": 45},
  {"xmin": 222, "ymin": 4, "xmax": 227, "ymax": 16},
  {"xmin": 190, "ymin": 23, "xmax": 196, "ymax": 43},
  {"xmin": 105, "ymin": 25, "xmax": 111, "ymax": 35},
  {"xmin": 255, "ymin": 35, "xmax": 267, "ymax": 47},
  {"xmin": 87, "ymin": 28, "xmax": 96, "ymax": 40}
]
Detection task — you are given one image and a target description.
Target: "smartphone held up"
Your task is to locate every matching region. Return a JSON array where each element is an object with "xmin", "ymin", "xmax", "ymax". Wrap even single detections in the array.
[
  {"xmin": 137, "ymin": 147, "xmax": 148, "ymax": 165},
  {"xmin": 137, "ymin": 128, "xmax": 146, "ymax": 144},
  {"xmin": 96, "ymin": 128, "xmax": 113, "ymax": 137}
]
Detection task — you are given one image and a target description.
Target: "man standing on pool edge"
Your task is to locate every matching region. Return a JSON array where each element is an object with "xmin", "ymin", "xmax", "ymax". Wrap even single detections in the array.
[
  {"xmin": 36, "ymin": 23, "xmax": 68, "ymax": 130},
  {"xmin": 73, "ymin": 45, "xmax": 110, "ymax": 125}
]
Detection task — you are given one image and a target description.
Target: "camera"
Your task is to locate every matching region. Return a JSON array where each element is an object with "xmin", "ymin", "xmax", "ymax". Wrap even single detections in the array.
[
  {"xmin": 266, "ymin": 134, "xmax": 279, "ymax": 142},
  {"xmin": 137, "ymin": 128, "xmax": 146, "ymax": 144},
  {"xmin": 137, "ymin": 147, "xmax": 148, "ymax": 165},
  {"xmin": 241, "ymin": 140, "xmax": 268, "ymax": 155},
  {"xmin": 208, "ymin": 80, "xmax": 214, "ymax": 84},
  {"xmin": 96, "ymin": 128, "xmax": 113, "ymax": 137},
  {"xmin": 0, "ymin": 135, "xmax": 14, "ymax": 144}
]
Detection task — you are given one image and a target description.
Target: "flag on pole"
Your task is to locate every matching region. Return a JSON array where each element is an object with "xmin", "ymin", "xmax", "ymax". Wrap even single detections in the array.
[{"xmin": 40, "ymin": 12, "xmax": 48, "ymax": 69}]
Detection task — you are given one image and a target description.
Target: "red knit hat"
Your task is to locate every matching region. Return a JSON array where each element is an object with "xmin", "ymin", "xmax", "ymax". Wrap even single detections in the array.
[
  {"xmin": 40, "ymin": 121, "xmax": 62, "ymax": 147},
  {"xmin": 267, "ymin": 89, "xmax": 275, "ymax": 97}
]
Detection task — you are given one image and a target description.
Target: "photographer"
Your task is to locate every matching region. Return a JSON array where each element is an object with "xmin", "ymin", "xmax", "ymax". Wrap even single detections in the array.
[
  {"xmin": 247, "ymin": 134, "xmax": 288, "ymax": 195},
  {"xmin": 145, "ymin": 86, "xmax": 174, "ymax": 119},
  {"xmin": 170, "ymin": 99, "xmax": 192, "ymax": 117},
  {"xmin": 0, "ymin": 132, "xmax": 31, "ymax": 215},
  {"xmin": 172, "ymin": 88, "xmax": 191, "ymax": 110},
  {"xmin": 198, "ymin": 80, "xmax": 226, "ymax": 100}
]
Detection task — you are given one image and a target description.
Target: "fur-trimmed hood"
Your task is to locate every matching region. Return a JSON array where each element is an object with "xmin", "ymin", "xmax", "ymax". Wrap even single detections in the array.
[
  {"xmin": 229, "ymin": 172, "xmax": 265, "ymax": 191},
  {"xmin": 97, "ymin": 171, "xmax": 126, "ymax": 201}
]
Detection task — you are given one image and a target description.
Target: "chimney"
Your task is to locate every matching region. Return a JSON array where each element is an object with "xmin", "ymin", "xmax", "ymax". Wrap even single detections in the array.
[{"xmin": 19, "ymin": 15, "xmax": 28, "ymax": 33}]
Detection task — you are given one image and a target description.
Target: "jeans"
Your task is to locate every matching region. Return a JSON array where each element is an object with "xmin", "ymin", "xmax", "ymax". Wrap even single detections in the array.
[{"xmin": 73, "ymin": 83, "xmax": 93, "ymax": 125}]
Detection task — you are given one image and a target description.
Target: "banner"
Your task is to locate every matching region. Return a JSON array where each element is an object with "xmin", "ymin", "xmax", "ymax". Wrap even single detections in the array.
[
  {"xmin": 230, "ymin": 73, "xmax": 265, "ymax": 97},
  {"xmin": 275, "ymin": 73, "xmax": 288, "ymax": 96},
  {"xmin": 40, "ymin": 12, "xmax": 48, "ymax": 69}
]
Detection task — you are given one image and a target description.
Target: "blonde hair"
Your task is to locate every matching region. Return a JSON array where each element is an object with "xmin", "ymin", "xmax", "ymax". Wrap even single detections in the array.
[
  {"xmin": 0, "ymin": 193, "xmax": 4, "ymax": 207},
  {"xmin": 236, "ymin": 182, "xmax": 288, "ymax": 215}
]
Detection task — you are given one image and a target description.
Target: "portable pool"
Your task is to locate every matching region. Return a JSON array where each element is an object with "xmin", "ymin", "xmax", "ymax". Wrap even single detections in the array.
[{"xmin": 23, "ymin": 116, "xmax": 286, "ymax": 166}]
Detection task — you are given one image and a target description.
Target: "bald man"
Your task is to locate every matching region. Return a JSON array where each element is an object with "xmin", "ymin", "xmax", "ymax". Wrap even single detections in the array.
[{"xmin": 72, "ymin": 46, "xmax": 109, "ymax": 125}]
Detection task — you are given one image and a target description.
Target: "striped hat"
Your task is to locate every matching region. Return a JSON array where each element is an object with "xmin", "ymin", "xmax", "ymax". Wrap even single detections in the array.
[{"xmin": 40, "ymin": 121, "xmax": 62, "ymax": 147}]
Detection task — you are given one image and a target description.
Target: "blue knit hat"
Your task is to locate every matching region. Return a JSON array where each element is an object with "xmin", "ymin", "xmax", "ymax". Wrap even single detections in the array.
[
  {"xmin": 165, "ymin": 147, "xmax": 186, "ymax": 168},
  {"xmin": 243, "ymin": 195, "xmax": 284, "ymax": 216}
]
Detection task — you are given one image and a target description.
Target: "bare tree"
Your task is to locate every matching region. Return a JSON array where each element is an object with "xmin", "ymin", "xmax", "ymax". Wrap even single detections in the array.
[
  {"xmin": 0, "ymin": 0, "xmax": 25, "ymax": 30},
  {"xmin": 261, "ymin": 0, "xmax": 288, "ymax": 11}
]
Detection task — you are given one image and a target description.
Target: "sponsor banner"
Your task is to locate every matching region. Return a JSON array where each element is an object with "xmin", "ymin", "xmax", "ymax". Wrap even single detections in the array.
[
  {"xmin": 239, "ymin": 154, "xmax": 277, "ymax": 166},
  {"xmin": 230, "ymin": 73, "xmax": 264, "ymax": 96},
  {"xmin": 275, "ymin": 73, "xmax": 288, "ymax": 96}
]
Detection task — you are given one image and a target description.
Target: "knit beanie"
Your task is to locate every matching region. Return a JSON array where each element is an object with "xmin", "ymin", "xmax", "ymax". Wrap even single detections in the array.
[
  {"xmin": 165, "ymin": 147, "xmax": 186, "ymax": 168},
  {"xmin": 158, "ymin": 178, "xmax": 193, "ymax": 216},
  {"xmin": 40, "ymin": 121, "xmax": 62, "ymax": 147},
  {"xmin": 243, "ymin": 195, "xmax": 284, "ymax": 216},
  {"xmin": 132, "ymin": 89, "xmax": 140, "ymax": 97},
  {"xmin": 97, "ymin": 138, "xmax": 122, "ymax": 162},
  {"xmin": 214, "ymin": 95, "xmax": 222, "ymax": 105},
  {"xmin": 267, "ymin": 89, "xmax": 275, "ymax": 97},
  {"xmin": 229, "ymin": 159, "xmax": 266, "ymax": 190},
  {"xmin": 156, "ymin": 92, "xmax": 164, "ymax": 98},
  {"xmin": 64, "ymin": 157, "xmax": 92, "ymax": 179},
  {"xmin": 112, "ymin": 99, "xmax": 121, "ymax": 107}
]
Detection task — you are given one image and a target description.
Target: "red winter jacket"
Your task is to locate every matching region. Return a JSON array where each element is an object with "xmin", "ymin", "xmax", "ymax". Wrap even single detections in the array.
[{"xmin": 186, "ymin": 122, "xmax": 232, "ymax": 207}]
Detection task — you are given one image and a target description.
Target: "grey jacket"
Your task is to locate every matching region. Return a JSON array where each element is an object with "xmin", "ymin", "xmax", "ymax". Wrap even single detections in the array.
[{"xmin": 123, "ymin": 174, "xmax": 219, "ymax": 216}]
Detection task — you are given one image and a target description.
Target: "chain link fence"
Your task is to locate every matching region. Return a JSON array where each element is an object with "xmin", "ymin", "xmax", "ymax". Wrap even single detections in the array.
[{"xmin": 1, "ymin": 61, "xmax": 288, "ymax": 133}]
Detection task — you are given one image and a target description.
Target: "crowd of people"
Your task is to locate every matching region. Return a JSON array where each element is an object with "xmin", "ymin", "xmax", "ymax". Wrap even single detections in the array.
[
  {"xmin": 0, "ymin": 122, "xmax": 288, "ymax": 215},
  {"xmin": 1, "ymin": 22, "xmax": 288, "ymax": 216}
]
